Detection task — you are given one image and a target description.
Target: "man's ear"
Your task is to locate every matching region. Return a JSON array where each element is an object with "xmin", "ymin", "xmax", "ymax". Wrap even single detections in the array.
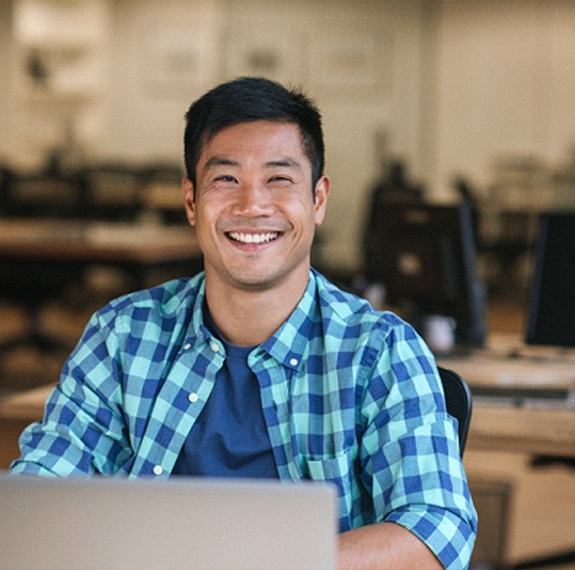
[
  {"xmin": 182, "ymin": 178, "xmax": 196, "ymax": 226},
  {"xmin": 313, "ymin": 175, "xmax": 330, "ymax": 226}
]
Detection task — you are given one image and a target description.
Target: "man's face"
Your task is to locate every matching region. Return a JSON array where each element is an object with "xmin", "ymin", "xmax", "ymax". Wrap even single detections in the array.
[{"xmin": 183, "ymin": 120, "xmax": 329, "ymax": 293}]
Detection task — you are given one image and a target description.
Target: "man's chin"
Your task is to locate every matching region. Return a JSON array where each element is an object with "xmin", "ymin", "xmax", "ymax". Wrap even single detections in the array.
[
  {"xmin": 228, "ymin": 274, "xmax": 285, "ymax": 292},
  {"xmin": 225, "ymin": 264, "xmax": 309, "ymax": 293},
  {"xmin": 204, "ymin": 255, "xmax": 311, "ymax": 294}
]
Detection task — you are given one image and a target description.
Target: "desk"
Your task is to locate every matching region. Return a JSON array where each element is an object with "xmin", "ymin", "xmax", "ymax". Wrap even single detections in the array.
[
  {"xmin": 0, "ymin": 220, "xmax": 203, "ymax": 352},
  {"xmin": 0, "ymin": 383, "xmax": 54, "ymax": 422},
  {"xmin": 439, "ymin": 347, "xmax": 575, "ymax": 569},
  {"xmin": 0, "ymin": 384, "xmax": 54, "ymax": 469},
  {"xmin": 438, "ymin": 349, "xmax": 575, "ymax": 408},
  {"xmin": 468, "ymin": 406, "xmax": 575, "ymax": 457},
  {"xmin": 0, "ymin": 220, "xmax": 201, "ymax": 277},
  {"xmin": 437, "ymin": 350, "xmax": 575, "ymax": 456}
]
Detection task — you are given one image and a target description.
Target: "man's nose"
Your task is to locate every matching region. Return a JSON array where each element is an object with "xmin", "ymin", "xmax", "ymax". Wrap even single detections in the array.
[{"xmin": 232, "ymin": 181, "xmax": 273, "ymax": 216}]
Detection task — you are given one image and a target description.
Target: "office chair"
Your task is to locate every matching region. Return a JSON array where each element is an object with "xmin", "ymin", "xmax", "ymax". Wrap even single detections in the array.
[{"xmin": 437, "ymin": 366, "xmax": 473, "ymax": 457}]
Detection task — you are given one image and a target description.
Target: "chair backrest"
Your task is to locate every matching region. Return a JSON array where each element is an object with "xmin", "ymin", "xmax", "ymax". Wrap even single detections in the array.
[{"xmin": 437, "ymin": 366, "xmax": 473, "ymax": 456}]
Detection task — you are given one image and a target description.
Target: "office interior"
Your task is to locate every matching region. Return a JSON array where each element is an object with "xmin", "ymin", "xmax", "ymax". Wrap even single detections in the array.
[{"xmin": 1, "ymin": 0, "xmax": 575, "ymax": 568}]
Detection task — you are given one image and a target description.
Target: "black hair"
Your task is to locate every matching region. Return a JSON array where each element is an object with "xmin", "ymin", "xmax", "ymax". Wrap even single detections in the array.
[{"xmin": 183, "ymin": 77, "xmax": 325, "ymax": 189}]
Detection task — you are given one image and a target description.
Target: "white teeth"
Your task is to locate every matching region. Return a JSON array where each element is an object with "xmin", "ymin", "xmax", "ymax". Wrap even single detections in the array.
[{"xmin": 228, "ymin": 232, "xmax": 279, "ymax": 244}]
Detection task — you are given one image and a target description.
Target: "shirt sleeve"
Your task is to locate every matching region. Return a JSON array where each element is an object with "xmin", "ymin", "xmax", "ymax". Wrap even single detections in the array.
[
  {"xmin": 9, "ymin": 310, "xmax": 132, "ymax": 476},
  {"xmin": 359, "ymin": 319, "xmax": 477, "ymax": 570}
]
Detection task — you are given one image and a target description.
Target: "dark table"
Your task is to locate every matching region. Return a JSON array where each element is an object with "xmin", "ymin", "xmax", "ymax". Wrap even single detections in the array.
[{"xmin": 0, "ymin": 220, "xmax": 203, "ymax": 353}]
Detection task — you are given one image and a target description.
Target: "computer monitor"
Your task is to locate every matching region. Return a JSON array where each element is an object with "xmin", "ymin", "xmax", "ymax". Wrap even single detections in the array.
[
  {"xmin": 525, "ymin": 211, "xmax": 575, "ymax": 348},
  {"xmin": 369, "ymin": 201, "xmax": 487, "ymax": 349}
]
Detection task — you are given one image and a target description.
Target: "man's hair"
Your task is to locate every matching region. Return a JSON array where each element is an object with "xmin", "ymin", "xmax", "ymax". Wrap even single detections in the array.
[{"xmin": 183, "ymin": 77, "xmax": 325, "ymax": 189}]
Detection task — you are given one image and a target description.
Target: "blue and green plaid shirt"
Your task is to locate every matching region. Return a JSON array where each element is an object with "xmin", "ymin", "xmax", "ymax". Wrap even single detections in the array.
[{"xmin": 11, "ymin": 270, "xmax": 476, "ymax": 569}]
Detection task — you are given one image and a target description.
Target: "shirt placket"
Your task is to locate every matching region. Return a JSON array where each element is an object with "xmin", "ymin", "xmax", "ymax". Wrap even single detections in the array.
[{"xmin": 129, "ymin": 337, "xmax": 225, "ymax": 477}]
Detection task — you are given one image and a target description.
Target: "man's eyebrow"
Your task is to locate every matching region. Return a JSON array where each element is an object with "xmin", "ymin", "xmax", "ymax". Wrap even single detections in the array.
[
  {"xmin": 265, "ymin": 158, "xmax": 302, "ymax": 169},
  {"xmin": 204, "ymin": 156, "xmax": 239, "ymax": 169}
]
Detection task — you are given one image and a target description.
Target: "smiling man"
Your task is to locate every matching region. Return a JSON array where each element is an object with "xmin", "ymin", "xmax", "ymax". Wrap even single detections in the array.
[{"xmin": 11, "ymin": 77, "xmax": 476, "ymax": 569}]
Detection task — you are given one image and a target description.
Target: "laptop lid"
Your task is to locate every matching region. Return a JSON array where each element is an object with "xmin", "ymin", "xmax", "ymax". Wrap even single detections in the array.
[{"xmin": 0, "ymin": 476, "xmax": 338, "ymax": 570}]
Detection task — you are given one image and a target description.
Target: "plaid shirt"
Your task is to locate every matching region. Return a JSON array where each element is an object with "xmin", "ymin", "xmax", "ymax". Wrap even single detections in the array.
[{"xmin": 12, "ymin": 270, "xmax": 476, "ymax": 569}]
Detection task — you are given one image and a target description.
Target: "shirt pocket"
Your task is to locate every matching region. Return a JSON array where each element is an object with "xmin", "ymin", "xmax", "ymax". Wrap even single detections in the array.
[{"xmin": 302, "ymin": 450, "xmax": 355, "ymax": 530}]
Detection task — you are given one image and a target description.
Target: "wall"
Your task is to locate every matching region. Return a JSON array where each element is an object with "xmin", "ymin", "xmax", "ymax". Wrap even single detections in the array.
[
  {"xmin": 431, "ymin": 0, "xmax": 575, "ymax": 200},
  {"xmin": 0, "ymin": 1, "xmax": 14, "ymax": 165},
  {"xmin": 99, "ymin": 0, "xmax": 222, "ymax": 164}
]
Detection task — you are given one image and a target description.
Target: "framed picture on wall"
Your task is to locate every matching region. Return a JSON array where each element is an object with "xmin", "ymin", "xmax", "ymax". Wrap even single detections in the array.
[
  {"xmin": 308, "ymin": 27, "xmax": 385, "ymax": 97},
  {"xmin": 224, "ymin": 23, "xmax": 305, "ymax": 86},
  {"xmin": 141, "ymin": 22, "xmax": 217, "ymax": 93}
]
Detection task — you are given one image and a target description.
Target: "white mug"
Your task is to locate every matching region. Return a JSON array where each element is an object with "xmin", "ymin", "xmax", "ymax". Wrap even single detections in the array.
[{"xmin": 422, "ymin": 314, "xmax": 456, "ymax": 354}]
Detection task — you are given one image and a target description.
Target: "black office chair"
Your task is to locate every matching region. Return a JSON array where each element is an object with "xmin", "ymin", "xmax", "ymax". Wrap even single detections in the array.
[{"xmin": 437, "ymin": 366, "xmax": 473, "ymax": 457}]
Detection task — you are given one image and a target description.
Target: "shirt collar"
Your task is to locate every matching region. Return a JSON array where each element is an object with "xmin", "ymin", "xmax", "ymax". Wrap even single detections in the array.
[
  {"xmin": 185, "ymin": 275, "xmax": 214, "ymax": 349},
  {"xmin": 260, "ymin": 271, "xmax": 318, "ymax": 371},
  {"xmin": 184, "ymin": 271, "xmax": 319, "ymax": 369}
]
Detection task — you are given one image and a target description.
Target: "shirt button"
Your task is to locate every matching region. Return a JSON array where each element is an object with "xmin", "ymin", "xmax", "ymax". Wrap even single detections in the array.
[
  {"xmin": 289, "ymin": 358, "xmax": 299, "ymax": 366},
  {"xmin": 189, "ymin": 392, "xmax": 199, "ymax": 403},
  {"xmin": 210, "ymin": 342, "xmax": 220, "ymax": 353},
  {"xmin": 183, "ymin": 343, "xmax": 192, "ymax": 351},
  {"xmin": 153, "ymin": 465, "xmax": 163, "ymax": 476}
]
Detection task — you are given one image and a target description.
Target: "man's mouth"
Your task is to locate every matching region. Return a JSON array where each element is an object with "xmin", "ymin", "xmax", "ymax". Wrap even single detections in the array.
[{"xmin": 227, "ymin": 231, "xmax": 280, "ymax": 244}]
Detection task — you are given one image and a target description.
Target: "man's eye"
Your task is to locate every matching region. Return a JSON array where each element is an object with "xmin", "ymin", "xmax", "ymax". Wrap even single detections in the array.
[{"xmin": 216, "ymin": 175, "xmax": 236, "ymax": 183}]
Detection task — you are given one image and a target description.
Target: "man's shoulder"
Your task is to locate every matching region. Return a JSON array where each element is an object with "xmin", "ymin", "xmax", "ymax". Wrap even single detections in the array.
[
  {"xmin": 312, "ymin": 270, "xmax": 405, "ymax": 333},
  {"xmin": 102, "ymin": 273, "xmax": 204, "ymax": 319}
]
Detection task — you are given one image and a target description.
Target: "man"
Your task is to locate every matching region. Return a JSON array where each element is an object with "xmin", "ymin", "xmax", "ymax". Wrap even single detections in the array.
[{"xmin": 11, "ymin": 77, "xmax": 476, "ymax": 569}]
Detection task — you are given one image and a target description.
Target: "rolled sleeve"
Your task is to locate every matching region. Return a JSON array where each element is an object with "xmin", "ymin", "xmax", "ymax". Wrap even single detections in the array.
[
  {"xmin": 360, "ymin": 323, "xmax": 477, "ymax": 569},
  {"xmin": 10, "ymin": 312, "xmax": 132, "ymax": 476}
]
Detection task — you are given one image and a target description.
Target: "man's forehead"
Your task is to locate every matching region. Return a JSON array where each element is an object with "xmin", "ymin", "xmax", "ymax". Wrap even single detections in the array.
[
  {"xmin": 205, "ymin": 120, "xmax": 302, "ymax": 144},
  {"xmin": 198, "ymin": 121, "xmax": 309, "ymax": 167}
]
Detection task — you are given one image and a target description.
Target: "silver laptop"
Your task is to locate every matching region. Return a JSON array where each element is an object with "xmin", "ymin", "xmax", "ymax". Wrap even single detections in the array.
[{"xmin": 0, "ymin": 476, "xmax": 337, "ymax": 570}]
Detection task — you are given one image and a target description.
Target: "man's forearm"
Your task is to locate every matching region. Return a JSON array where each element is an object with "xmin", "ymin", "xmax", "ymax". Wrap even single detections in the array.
[{"xmin": 338, "ymin": 522, "xmax": 443, "ymax": 570}]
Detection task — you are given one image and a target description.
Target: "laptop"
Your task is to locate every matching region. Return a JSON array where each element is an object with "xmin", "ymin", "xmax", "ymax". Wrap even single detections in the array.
[{"xmin": 0, "ymin": 476, "xmax": 338, "ymax": 570}]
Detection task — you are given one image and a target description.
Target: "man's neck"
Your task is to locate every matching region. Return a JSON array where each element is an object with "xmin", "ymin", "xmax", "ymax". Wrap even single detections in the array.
[{"xmin": 204, "ymin": 270, "xmax": 310, "ymax": 347}]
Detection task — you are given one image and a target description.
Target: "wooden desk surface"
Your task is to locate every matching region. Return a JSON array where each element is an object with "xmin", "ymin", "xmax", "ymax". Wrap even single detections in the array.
[
  {"xmin": 468, "ymin": 405, "xmax": 575, "ymax": 457},
  {"xmin": 438, "ymin": 345, "xmax": 575, "ymax": 456},
  {"xmin": 439, "ymin": 354, "xmax": 575, "ymax": 391},
  {"xmin": 0, "ymin": 384, "xmax": 55, "ymax": 422},
  {"xmin": 0, "ymin": 220, "xmax": 201, "ymax": 263}
]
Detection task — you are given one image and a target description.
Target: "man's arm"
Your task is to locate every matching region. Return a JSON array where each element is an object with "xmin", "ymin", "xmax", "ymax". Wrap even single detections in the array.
[
  {"xmin": 345, "ymin": 318, "xmax": 477, "ymax": 569},
  {"xmin": 10, "ymin": 310, "xmax": 131, "ymax": 476},
  {"xmin": 338, "ymin": 522, "xmax": 443, "ymax": 570}
]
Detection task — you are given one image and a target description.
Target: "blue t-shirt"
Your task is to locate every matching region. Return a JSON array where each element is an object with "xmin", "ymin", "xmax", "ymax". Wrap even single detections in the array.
[{"xmin": 172, "ymin": 309, "xmax": 279, "ymax": 478}]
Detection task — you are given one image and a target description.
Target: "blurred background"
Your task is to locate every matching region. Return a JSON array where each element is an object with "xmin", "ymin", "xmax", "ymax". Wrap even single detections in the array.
[{"xmin": 1, "ymin": 0, "xmax": 575, "ymax": 274}]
